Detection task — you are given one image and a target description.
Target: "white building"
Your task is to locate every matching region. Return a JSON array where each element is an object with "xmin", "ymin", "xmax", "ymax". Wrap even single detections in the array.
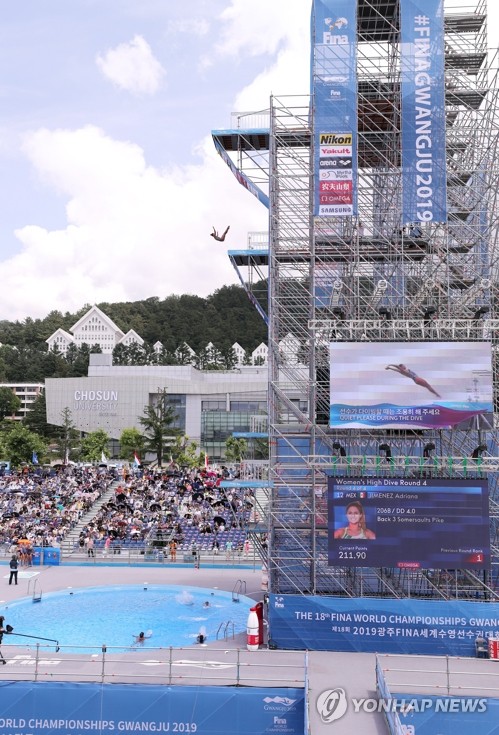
[
  {"xmin": 232, "ymin": 342, "xmax": 247, "ymax": 366},
  {"xmin": 46, "ymin": 305, "xmax": 126, "ymax": 355},
  {"xmin": 44, "ymin": 354, "xmax": 274, "ymax": 461},
  {"xmin": 0, "ymin": 383, "xmax": 44, "ymax": 421},
  {"xmin": 46, "ymin": 305, "xmax": 268, "ymax": 365},
  {"xmin": 251, "ymin": 343, "xmax": 268, "ymax": 365},
  {"xmin": 46, "ymin": 328, "xmax": 74, "ymax": 355},
  {"xmin": 119, "ymin": 329, "xmax": 144, "ymax": 348}
]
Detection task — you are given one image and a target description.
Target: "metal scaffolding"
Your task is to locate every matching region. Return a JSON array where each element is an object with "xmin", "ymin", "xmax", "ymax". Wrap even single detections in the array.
[{"xmin": 213, "ymin": 0, "xmax": 499, "ymax": 600}]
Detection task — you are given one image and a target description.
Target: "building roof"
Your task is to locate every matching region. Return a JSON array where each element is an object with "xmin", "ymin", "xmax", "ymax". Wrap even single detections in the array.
[
  {"xmin": 70, "ymin": 305, "xmax": 125, "ymax": 338},
  {"xmin": 119, "ymin": 329, "xmax": 145, "ymax": 346},
  {"xmin": 45, "ymin": 328, "xmax": 74, "ymax": 344}
]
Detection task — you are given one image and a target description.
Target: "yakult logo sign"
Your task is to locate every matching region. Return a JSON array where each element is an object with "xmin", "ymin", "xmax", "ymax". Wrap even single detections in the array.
[{"xmin": 316, "ymin": 688, "xmax": 348, "ymax": 723}]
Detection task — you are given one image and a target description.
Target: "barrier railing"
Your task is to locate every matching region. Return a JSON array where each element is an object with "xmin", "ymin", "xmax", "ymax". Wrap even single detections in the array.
[
  {"xmin": 58, "ymin": 548, "xmax": 260, "ymax": 567},
  {"xmin": 377, "ymin": 653, "xmax": 499, "ymax": 697},
  {"xmin": 0, "ymin": 643, "xmax": 307, "ymax": 688}
]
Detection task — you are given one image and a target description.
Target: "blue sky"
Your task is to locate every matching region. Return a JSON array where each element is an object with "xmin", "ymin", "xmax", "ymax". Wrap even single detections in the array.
[
  {"xmin": 0, "ymin": 1, "xmax": 496, "ymax": 320},
  {"xmin": 0, "ymin": 0, "xmax": 309, "ymax": 320}
]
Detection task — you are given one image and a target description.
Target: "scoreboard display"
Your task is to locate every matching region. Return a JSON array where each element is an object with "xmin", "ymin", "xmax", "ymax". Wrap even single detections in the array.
[{"xmin": 328, "ymin": 477, "xmax": 490, "ymax": 570}]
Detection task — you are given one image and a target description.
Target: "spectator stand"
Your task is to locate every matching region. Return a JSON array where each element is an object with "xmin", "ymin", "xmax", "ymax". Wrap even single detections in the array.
[
  {"xmin": 0, "ymin": 465, "xmax": 117, "ymax": 558},
  {"xmin": 219, "ymin": 479, "xmax": 271, "ymax": 561},
  {"xmin": 1, "ymin": 465, "xmax": 263, "ymax": 566}
]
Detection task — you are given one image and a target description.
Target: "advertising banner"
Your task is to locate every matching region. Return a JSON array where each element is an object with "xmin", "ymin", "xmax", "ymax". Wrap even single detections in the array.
[
  {"xmin": 329, "ymin": 341, "xmax": 493, "ymax": 429},
  {"xmin": 269, "ymin": 594, "xmax": 499, "ymax": 655},
  {"xmin": 327, "ymin": 476, "xmax": 490, "ymax": 570},
  {"xmin": 312, "ymin": 0, "xmax": 358, "ymax": 217},
  {"xmin": 0, "ymin": 683, "xmax": 305, "ymax": 735},
  {"xmin": 400, "ymin": 0, "xmax": 447, "ymax": 223}
]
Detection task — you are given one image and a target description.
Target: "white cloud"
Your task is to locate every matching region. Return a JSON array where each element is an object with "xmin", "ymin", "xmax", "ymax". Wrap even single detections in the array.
[
  {"xmin": 213, "ymin": 0, "xmax": 310, "ymax": 110},
  {"xmin": 0, "ymin": 0, "xmax": 311, "ymax": 320},
  {"xmin": 96, "ymin": 35, "xmax": 165, "ymax": 95},
  {"xmin": 167, "ymin": 18, "xmax": 210, "ymax": 36},
  {"xmin": 0, "ymin": 125, "xmax": 267, "ymax": 320},
  {"xmin": 216, "ymin": 0, "xmax": 309, "ymax": 58}
]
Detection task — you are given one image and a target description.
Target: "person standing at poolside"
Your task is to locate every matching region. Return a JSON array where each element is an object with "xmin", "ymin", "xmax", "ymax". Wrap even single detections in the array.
[
  {"xmin": 8, "ymin": 555, "xmax": 18, "ymax": 585},
  {"xmin": 169, "ymin": 539, "xmax": 177, "ymax": 562},
  {"xmin": 85, "ymin": 535, "xmax": 95, "ymax": 558}
]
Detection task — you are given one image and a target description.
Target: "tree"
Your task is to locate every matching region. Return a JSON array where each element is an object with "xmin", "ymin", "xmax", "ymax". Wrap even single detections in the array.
[
  {"xmin": 119, "ymin": 428, "xmax": 145, "ymax": 461},
  {"xmin": 3, "ymin": 424, "xmax": 47, "ymax": 466},
  {"xmin": 225, "ymin": 436, "xmax": 248, "ymax": 463},
  {"xmin": 23, "ymin": 390, "xmax": 52, "ymax": 438},
  {"xmin": 175, "ymin": 343, "xmax": 195, "ymax": 366},
  {"xmin": 171, "ymin": 434, "xmax": 203, "ymax": 468},
  {"xmin": 0, "ymin": 387, "xmax": 21, "ymax": 421},
  {"xmin": 80, "ymin": 429, "xmax": 110, "ymax": 462},
  {"xmin": 254, "ymin": 437, "xmax": 269, "ymax": 460},
  {"xmin": 55, "ymin": 407, "xmax": 81, "ymax": 463},
  {"xmin": 219, "ymin": 344, "xmax": 237, "ymax": 370},
  {"xmin": 139, "ymin": 387, "xmax": 178, "ymax": 467}
]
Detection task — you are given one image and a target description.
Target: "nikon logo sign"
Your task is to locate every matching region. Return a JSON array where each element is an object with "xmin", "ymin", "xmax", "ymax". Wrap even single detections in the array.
[{"xmin": 319, "ymin": 133, "xmax": 352, "ymax": 145}]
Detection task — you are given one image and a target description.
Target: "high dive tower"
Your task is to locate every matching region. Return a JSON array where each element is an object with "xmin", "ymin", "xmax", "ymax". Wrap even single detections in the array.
[{"xmin": 213, "ymin": 0, "xmax": 499, "ymax": 599}]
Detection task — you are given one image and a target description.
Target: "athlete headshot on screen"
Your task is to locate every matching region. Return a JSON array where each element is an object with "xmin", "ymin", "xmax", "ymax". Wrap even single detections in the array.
[{"xmin": 334, "ymin": 501, "xmax": 376, "ymax": 540}]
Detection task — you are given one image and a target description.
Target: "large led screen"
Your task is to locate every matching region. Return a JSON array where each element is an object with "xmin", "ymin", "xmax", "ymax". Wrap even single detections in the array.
[
  {"xmin": 327, "ymin": 477, "xmax": 490, "ymax": 570},
  {"xmin": 329, "ymin": 342, "xmax": 493, "ymax": 429}
]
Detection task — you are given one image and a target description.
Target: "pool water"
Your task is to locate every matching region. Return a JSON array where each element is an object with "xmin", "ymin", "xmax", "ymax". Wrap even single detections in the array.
[{"xmin": 0, "ymin": 585, "xmax": 255, "ymax": 651}]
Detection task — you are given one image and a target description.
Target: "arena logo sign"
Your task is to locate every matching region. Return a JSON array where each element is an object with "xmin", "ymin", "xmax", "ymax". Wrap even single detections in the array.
[{"xmin": 316, "ymin": 689, "xmax": 487, "ymax": 723}]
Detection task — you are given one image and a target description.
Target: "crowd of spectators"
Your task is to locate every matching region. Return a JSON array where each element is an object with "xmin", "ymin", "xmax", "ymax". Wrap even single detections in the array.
[
  {"xmin": 0, "ymin": 463, "xmax": 257, "ymax": 562},
  {"xmin": 77, "ymin": 465, "xmax": 255, "ymax": 558},
  {"xmin": 0, "ymin": 466, "xmax": 117, "ymax": 556}
]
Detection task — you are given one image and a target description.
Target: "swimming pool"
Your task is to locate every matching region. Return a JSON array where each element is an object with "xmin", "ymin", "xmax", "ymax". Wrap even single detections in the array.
[{"xmin": 0, "ymin": 585, "xmax": 255, "ymax": 651}]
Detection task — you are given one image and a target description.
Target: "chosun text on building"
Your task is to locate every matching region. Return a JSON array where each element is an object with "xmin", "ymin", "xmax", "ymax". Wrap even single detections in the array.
[{"xmin": 73, "ymin": 390, "xmax": 119, "ymax": 411}]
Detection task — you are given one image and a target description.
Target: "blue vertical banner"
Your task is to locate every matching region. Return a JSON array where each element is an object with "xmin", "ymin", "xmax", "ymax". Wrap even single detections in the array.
[
  {"xmin": 312, "ymin": 0, "xmax": 358, "ymax": 217},
  {"xmin": 401, "ymin": 0, "xmax": 447, "ymax": 223}
]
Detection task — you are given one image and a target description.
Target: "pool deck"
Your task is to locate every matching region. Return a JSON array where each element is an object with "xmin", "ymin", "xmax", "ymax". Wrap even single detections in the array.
[
  {"xmin": 0, "ymin": 560, "xmax": 264, "ymax": 603},
  {"xmin": 3, "ymin": 563, "xmax": 496, "ymax": 735},
  {"xmin": 0, "ymin": 562, "xmax": 311, "ymax": 693}
]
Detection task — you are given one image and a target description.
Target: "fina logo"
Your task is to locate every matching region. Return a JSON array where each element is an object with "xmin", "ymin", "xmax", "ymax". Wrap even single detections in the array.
[
  {"xmin": 263, "ymin": 696, "xmax": 297, "ymax": 706},
  {"xmin": 316, "ymin": 688, "xmax": 348, "ymax": 723},
  {"xmin": 323, "ymin": 16, "xmax": 348, "ymax": 45},
  {"xmin": 324, "ymin": 16, "xmax": 348, "ymax": 29}
]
